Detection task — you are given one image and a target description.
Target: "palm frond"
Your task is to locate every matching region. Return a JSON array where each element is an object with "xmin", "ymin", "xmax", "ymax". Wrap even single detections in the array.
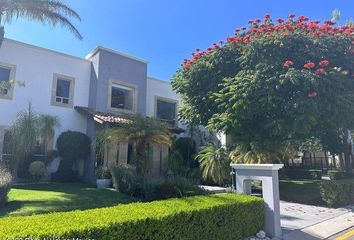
[{"xmin": 0, "ymin": 0, "xmax": 82, "ymax": 40}]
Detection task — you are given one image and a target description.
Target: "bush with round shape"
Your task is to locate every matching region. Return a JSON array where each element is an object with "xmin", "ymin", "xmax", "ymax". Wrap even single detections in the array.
[
  {"xmin": 52, "ymin": 131, "xmax": 91, "ymax": 182},
  {"xmin": 28, "ymin": 161, "xmax": 45, "ymax": 180},
  {"xmin": 95, "ymin": 167, "xmax": 111, "ymax": 179},
  {"xmin": 0, "ymin": 164, "xmax": 12, "ymax": 206}
]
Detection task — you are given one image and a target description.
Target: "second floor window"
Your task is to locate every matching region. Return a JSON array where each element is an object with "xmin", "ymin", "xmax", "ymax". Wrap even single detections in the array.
[
  {"xmin": 0, "ymin": 66, "xmax": 11, "ymax": 95},
  {"xmin": 109, "ymin": 82, "xmax": 135, "ymax": 112},
  {"xmin": 51, "ymin": 74, "xmax": 75, "ymax": 108},
  {"xmin": 156, "ymin": 98, "xmax": 177, "ymax": 125},
  {"xmin": 0, "ymin": 62, "xmax": 16, "ymax": 100}
]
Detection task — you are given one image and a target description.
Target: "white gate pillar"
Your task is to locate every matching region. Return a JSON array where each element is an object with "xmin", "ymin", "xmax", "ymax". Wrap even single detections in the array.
[{"xmin": 230, "ymin": 164, "xmax": 283, "ymax": 239}]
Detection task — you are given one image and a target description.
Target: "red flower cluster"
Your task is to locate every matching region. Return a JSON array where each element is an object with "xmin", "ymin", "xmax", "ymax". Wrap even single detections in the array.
[
  {"xmin": 304, "ymin": 62, "xmax": 316, "ymax": 69},
  {"xmin": 283, "ymin": 60, "xmax": 294, "ymax": 67},
  {"xmin": 315, "ymin": 68, "xmax": 326, "ymax": 74},
  {"xmin": 181, "ymin": 14, "xmax": 353, "ymax": 71},
  {"xmin": 308, "ymin": 92, "xmax": 318, "ymax": 98},
  {"xmin": 319, "ymin": 60, "xmax": 329, "ymax": 67}
]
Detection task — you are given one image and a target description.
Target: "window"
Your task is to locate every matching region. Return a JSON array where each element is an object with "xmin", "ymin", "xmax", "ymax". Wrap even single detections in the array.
[
  {"xmin": 0, "ymin": 63, "xmax": 16, "ymax": 99},
  {"xmin": 108, "ymin": 81, "xmax": 136, "ymax": 113},
  {"xmin": 51, "ymin": 74, "xmax": 75, "ymax": 108},
  {"xmin": 56, "ymin": 79, "xmax": 71, "ymax": 104},
  {"xmin": 1, "ymin": 130, "xmax": 12, "ymax": 162},
  {"xmin": 155, "ymin": 97, "xmax": 177, "ymax": 125}
]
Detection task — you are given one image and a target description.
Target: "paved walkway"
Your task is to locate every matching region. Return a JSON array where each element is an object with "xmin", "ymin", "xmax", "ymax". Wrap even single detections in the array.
[{"xmin": 281, "ymin": 201, "xmax": 354, "ymax": 240}]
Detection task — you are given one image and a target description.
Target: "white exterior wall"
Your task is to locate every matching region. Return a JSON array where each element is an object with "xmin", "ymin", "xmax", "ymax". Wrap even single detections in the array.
[
  {"xmin": 0, "ymin": 39, "xmax": 91, "ymax": 145},
  {"xmin": 146, "ymin": 77, "xmax": 181, "ymax": 118}
]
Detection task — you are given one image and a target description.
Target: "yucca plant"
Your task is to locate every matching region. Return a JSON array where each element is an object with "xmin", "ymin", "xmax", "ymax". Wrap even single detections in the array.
[
  {"xmin": 38, "ymin": 114, "xmax": 60, "ymax": 164},
  {"xmin": 9, "ymin": 104, "xmax": 60, "ymax": 178},
  {"xmin": 10, "ymin": 103, "xmax": 38, "ymax": 178},
  {"xmin": 196, "ymin": 145, "xmax": 230, "ymax": 186}
]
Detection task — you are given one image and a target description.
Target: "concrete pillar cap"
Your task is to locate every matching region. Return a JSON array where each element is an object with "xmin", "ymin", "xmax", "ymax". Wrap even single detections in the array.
[{"xmin": 230, "ymin": 163, "xmax": 284, "ymax": 171}]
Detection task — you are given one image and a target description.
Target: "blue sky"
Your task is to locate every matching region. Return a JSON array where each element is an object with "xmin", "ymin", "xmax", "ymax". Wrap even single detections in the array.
[{"xmin": 3, "ymin": 0, "xmax": 353, "ymax": 81}]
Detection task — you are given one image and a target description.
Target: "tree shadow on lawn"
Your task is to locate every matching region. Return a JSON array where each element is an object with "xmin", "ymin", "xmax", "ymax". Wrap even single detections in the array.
[{"xmin": 0, "ymin": 182, "xmax": 136, "ymax": 217}]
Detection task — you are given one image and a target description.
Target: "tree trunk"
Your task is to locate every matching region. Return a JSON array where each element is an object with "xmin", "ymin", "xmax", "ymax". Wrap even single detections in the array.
[
  {"xmin": 343, "ymin": 129, "xmax": 353, "ymax": 174},
  {"xmin": 135, "ymin": 143, "xmax": 146, "ymax": 183}
]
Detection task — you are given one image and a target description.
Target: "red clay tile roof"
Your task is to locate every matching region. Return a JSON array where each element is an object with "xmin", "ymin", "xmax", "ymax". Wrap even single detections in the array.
[{"xmin": 74, "ymin": 106, "xmax": 184, "ymax": 133}]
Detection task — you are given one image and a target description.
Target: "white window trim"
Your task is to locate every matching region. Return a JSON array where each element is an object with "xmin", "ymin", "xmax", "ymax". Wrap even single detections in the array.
[
  {"xmin": 108, "ymin": 80, "xmax": 138, "ymax": 114},
  {"xmin": 0, "ymin": 62, "xmax": 16, "ymax": 100},
  {"xmin": 154, "ymin": 96, "xmax": 178, "ymax": 123},
  {"xmin": 51, "ymin": 73, "xmax": 75, "ymax": 108}
]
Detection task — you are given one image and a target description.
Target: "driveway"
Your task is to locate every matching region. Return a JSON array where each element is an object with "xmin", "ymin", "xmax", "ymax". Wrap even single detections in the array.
[{"xmin": 281, "ymin": 201, "xmax": 354, "ymax": 240}]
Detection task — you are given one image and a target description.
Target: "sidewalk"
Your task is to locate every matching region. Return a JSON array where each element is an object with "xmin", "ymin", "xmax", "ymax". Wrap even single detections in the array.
[{"xmin": 281, "ymin": 201, "xmax": 354, "ymax": 240}]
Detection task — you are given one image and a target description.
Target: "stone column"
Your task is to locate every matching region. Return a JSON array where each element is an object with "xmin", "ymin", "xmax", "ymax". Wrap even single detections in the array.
[
  {"xmin": 118, "ymin": 142, "xmax": 128, "ymax": 164},
  {"xmin": 231, "ymin": 164, "xmax": 284, "ymax": 239},
  {"xmin": 105, "ymin": 144, "xmax": 118, "ymax": 168}
]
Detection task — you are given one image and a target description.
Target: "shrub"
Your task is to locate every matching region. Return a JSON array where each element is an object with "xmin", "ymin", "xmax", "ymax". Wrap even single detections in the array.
[
  {"xmin": 111, "ymin": 164, "xmax": 137, "ymax": 195},
  {"xmin": 328, "ymin": 170, "xmax": 352, "ymax": 180},
  {"xmin": 283, "ymin": 168, "xmax": 322, "ymax": 180},
  {"xmin": 143, "ymin": 176, "xmax": 206, "ymax": 201},
  {"xmin": 167, "ymin": 150, "xmax": 188, "ymax": 176},
  {"xmin": 52, "ymin": 131, "xmax": 90, "ymax": 182},
  {"xmin": 0, "ymin": 164, "xmax": 12, "ymax": 206},
  {"xmin": 28, "ymin": 161, "xmax": 45, "ymax": 180},
  {"xmin": 319, "ymin": 179, "xmax": 354, "ymax": 207},
  {"xmin": 96, "ymin": 167, "xmax": 111, "ymax": 179},
  {"xmin": 174, "ymin": 137, "xmax": 197, "ymax": 167},
  {"xmin": 0, "ymin": 194, "xmax": 264, "ymax": 240}
]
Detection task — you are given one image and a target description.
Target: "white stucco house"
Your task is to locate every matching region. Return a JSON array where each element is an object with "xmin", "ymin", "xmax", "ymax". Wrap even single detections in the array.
[{"xmin": 0, "ymin": 38, "xmax": 186, "ymax": 182}]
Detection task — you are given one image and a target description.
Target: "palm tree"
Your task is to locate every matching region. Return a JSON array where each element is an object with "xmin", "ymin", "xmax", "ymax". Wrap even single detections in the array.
[
  {"xmin": 196, "ymin": 145, "xmax": 230, "ymax": 186},
  {"xmin": 0, "ymin": 0, "xmax": 82, "ymax": 45},
  {"xmin": 10, "ymin": 103, "xmax": 38, "ymax": 178},
  {"xmin": 38, "ymin": 114, "xmax": 60, "ymax": 164},
  {"xmin": 96, "ymin": 115, "xmax": 172, "ymax": 182},
  {"xmin": 0, "ymin": 0, "xmax": 82, "ymax": 91}
]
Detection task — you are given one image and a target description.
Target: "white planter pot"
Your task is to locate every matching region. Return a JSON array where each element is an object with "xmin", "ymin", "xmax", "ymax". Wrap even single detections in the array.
[{"xmin": 96, "ymin": 179, "xmax": 112, "ymax": 189}]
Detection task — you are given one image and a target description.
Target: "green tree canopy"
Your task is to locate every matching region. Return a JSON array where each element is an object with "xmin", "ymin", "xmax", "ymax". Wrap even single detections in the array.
[{"xmin": 172, "ymin": 14, "xmax": 354, "ymax": 163}]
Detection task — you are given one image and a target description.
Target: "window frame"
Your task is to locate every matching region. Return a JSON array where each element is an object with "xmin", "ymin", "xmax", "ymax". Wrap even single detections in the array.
[
  {"xmin": 51, "ymin": 73, "xmax": 75, "ymax": 108},
  {"xmin": 108, "ymin": 80, "xmax": 138, "ymax": 114},
  {"xmin": 0, "ymin": 62, "xmax": 16, "ymax": 100},
  {"xmin": 154, "ymin": 96, "xmax": 178, "ymax": 125}
]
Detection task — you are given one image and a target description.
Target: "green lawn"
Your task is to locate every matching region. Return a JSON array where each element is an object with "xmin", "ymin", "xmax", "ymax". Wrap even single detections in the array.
[
  {"xmin": 279, "ymin": 179, "xmax": 324, "ymax": 205},
  {"xmin": 0, "ymin": 183, "xmax": 136, "ymax": 217}
]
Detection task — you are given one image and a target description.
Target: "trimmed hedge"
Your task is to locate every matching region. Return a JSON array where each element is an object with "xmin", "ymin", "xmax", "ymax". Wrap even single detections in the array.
[
  {"xmin": 328, "ymin": 170, "xmax": 352, "ymax": 180},
  {"xmin": 319, "ymin": 179, "xmax": 354, "ymax": 207},
  {"xmin": 0, "ymin": 194, "xmax": 263, "ymax": 240},
  {"xmin": 282, "ymin": 168, "xmax": 322, "ymax": 180}
]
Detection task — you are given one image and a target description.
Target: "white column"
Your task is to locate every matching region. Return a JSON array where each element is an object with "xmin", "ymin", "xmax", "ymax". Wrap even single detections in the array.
[
  {"xmin": 118, "ymin": 142, "xmax": 128, "ymax": 164},
  {"xmin": 231, "ymin": 164, "xmax": 283, "ymax": 239}
]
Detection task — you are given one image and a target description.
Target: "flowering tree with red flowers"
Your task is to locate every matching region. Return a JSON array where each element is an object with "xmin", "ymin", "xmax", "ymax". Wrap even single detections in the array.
[{"xmin": 172, "ymin": 14, "xmax": 354, "ymax": 165}]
